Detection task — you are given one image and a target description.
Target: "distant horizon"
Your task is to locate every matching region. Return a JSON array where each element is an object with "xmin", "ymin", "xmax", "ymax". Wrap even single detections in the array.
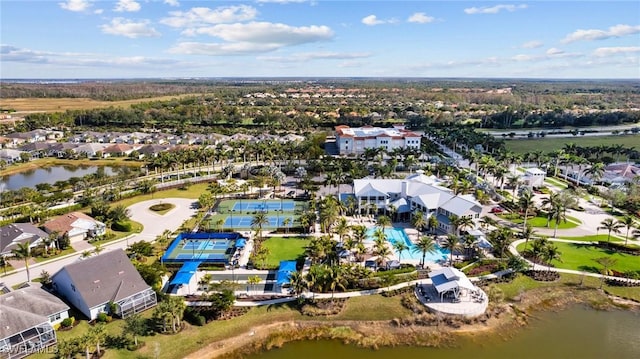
[
  {"xmin": 2, "ymin": 1, "xmax": 639, "ymax": 78},
  {"xmin": 1, "ymin": 76, "xmax": 638, "ymax": 83}
]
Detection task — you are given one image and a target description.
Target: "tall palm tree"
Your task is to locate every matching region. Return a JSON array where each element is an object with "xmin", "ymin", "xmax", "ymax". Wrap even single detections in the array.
[
  {"xmin": 412, "ymin": 235, "xmax": 437, "ymax": 268},
  {"xmin": 598, "ymin": 218, "xmax": 624, "ymax": 243},
  {"xmin": 594, "ymin": 257, "xmax": 617, "ymax": 289},
  {"xmin": 518, "ymin": 189, "xmax": 536, "ymax": 230},
  {"xmin": 584, "ymin": 162, "xmax": 606, "ymax": 185},
  {"xmin": 251, "ymin": 211, "xmax": 269, "ymax": 245},
  {"xmin": 520, "ymin": 223, "xmax": 537, "ymax": 252},
  {"xmin": 334, "ymin": 217, "xmax": 350, "ymax": 244},
  {"xmin": 542, "ymin": 244, "xmax": 562, "ymax": 271},
  {"xmin": 327, "ymin": 266, "xmax": 347, "ymax": 301},
  {"xmin": 392, "ymin": 240, "xmax": 409, "ymax": 262},
  {"xmin": 618, "ymin": 216, "xmax": 637, "ymax": 246},
  {"xmin": 411, "ymin": 210, "xmax": 427, "ymax": 233},
  {"xmin": 11, "ymin": 241, "xmax": 32, "ymax": 282},
  {"xmin": 288, "ymin": 270, "xmax": 307, "ymax": 300},
  {"xmin": 442, "ymin": 235, "xmax": 460, "ymax": 266},
  {"xmin": 376, "ymin": 215, "xmax": 391, "ymax": 230}
]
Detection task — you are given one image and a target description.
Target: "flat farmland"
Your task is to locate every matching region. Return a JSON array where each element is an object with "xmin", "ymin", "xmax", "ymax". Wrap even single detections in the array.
[
  {"xmin": 0, "ymin": 94, "xmax": 203, "ymax": 112},
  {"xmin": 504, "ymin": 135, "xmax": 640, "ymax": 154}
]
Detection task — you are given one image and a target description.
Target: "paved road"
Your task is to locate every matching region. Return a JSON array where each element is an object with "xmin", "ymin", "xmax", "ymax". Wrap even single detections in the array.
[{"xmin": 1, "ymin": 198, "xmax": 198, "ymax": 287}]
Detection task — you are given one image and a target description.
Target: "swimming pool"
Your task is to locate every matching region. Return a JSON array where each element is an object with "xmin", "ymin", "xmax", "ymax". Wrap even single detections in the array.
[{"xmin": 366, "ymin": 227, "xmax": 449, "ymax": 263}]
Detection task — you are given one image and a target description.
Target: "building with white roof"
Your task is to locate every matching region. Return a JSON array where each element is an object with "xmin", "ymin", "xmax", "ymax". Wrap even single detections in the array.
[
  {"xmin": 352, "ymin": 171, "xmax": 482, "ymax": 234},
  {"xmin": 335, "ymin": 124, "xmax": 421, "ymax": 155}
]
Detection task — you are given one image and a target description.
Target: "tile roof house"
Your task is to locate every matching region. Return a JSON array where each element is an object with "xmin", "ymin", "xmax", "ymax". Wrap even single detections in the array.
[
  {"xmin": 0, "ymin": 287, "xmax": 69, "ymax": 359},
  {"xmin": 0, "ymin": 149, "xmax": 28, "ymax": 165},
  {"xmin": 335, "ymin": 125, "xmax": 422, "ymax": 155},
  {"xmin": 0, "ymin": 223, "xmax": 48, "ymax": 257},
  {"xmin": 51, "ymin": 249, "xmax": 157, "ymax": 320},
  {"xmin": 42, "ymin": 212, "xmax": 106, "ymax": 243}
]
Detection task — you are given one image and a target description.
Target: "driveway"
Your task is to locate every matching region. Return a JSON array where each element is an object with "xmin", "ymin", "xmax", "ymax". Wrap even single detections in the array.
[{"xmin": 1, "ymin": 198, "xmax": 198, "ymax": 287}]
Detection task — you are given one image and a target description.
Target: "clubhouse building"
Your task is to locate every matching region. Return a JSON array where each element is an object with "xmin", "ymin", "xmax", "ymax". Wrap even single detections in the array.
[
  {"xmin": 352, "ymin": 171, "xmax": 482, "ymax": 234},
  {"xmin": 335, "ymin": 125, "xmax": 421, "ymax": 155}
]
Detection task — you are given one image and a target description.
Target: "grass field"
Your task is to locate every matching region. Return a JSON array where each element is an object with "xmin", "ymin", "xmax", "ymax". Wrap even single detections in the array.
[
  {"xmin": 500, "ymin": 213, "xmax": 580, "ymax": 229},
  {"xmin": 262, "ymin": 237, "xmax": 310, "ymax": 268},
  {"xmin": 504, "ymin": 135, "xmax": 640, "ymax": 154},
  {"xmin": 558, "ymin": 234, "xmax": 623, "ymax": 243},
  {"xmin": 0, "ymin": 94, "xmax": 206, "ymax": 112},
  {"xmin": 516, "ymin": 241, "xmax": 640, "ymax": 274}
]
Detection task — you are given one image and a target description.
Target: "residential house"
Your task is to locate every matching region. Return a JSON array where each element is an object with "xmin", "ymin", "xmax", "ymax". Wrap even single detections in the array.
[
  {"xmin": 0, "ymin": 223, "xmax": 48, "ymax": 257},
  {"xmin": 17, "ymin": 143, "xmax": 54, "ymax": 159},
  {"xmin": 335, "ymin": 124, "xmax": 422, "ymax": 155},
  {"xmin": 72, "ymin": 143, "xmax": 109, "ymax": 158},
  {"xmin": 5, "ymin": 130, "xmax": 48, "ymax": 144},
  {"xmin": 51, "ymin": 249, "xmax": 157, "ymax": 320},
  {"xmin": 602, "ymin": 163, "xmax": 640, "ymax": 185},
  {"xmin": 102, "ymin": 143, "xmax": 135, "ymax": 158},
  {"xmin": 0, "ymin": 287, "xmax": 69, "ymax": 359},
  {"xmin": 352, "ymin": 170, "xmax": 482, "ymax": 234},
  {"xmin": 42, "ymin": 212, "xmax": 106, "ymax": 243},
  {"xmin": 0, "ymin": 149, "xmax": 27, "ymax": 165}
]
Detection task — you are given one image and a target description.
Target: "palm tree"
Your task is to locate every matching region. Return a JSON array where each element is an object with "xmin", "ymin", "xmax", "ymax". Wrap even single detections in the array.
[
  {"xmin": 520, "ymin": 223, "xmax": 537, "ymax": 252},
  {"xmin": 334, "ymin": 217, "xmax": 350, "ymax": 244},
  {"xmin": 449, "ymin": 215, "xmax": 474, "ymax": 235},
  {"xmin": 251, "ymin": 211, "xmax": 269, "ymax": 245},
  {"xmin": 518, "ymin": 189, "xmax": 536, "ymax": 230},
  {"xmin": 488, "ymin": 227, "xmax": 515, "ymax": 259},
  {"xmin": 598, "ymin": 218, "xmax": 624, "ymax": 243},
  {"xmin": 594, "ymin": 257, "xmax": 617, "ymax": 288},
  {"xmin": 411, "ymin": 210, "xmax": 427, "ymax": 233},
  {"xmin": 584, "ymin": 162, "xmax": 606, "ymax": 185},
  {"xmin": 542, "ymin": 244, "xmax": 562, "ymax": 271},
  {"xmin": 618, "ymin": 216, "xmax": 637, "ymax": 246},
  {"xmin": 392, "ymin": 240, "xmax": 409, "ymax": 262},
  {"xmin": 288, "ymin": 270, "xmax": 307, "ymax": 301},
  {"xmin": 376, "ymin": 215, "xmax": 392, "ymax": 230},
  {"xmin": 11, "ymin": 241, "xmax": 32, "ymax": 282},
  {"xmin": 327, "ymin": 266, "xmax": 347, "ymax": 301},
  {"xmin": 412, "ymin": 235, "xmax": 437, "ymax": 268},
  {"xmin": 442, "ymin": 235, "xmax": 460, "ymax": 266}
]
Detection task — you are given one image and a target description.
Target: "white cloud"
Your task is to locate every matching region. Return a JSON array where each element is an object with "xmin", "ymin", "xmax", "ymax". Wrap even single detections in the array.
[
  {"xmin": 521, "ymin": 40, "xmax": 543, "ymax": 49},
  {"xmin": 59, "ymin": 0, "xmax": 91, "ymax": 12},
  {"xmin": 169, "ymin": 22, "xmax": 333, "ymax": 55},
  {"xmin": 361, "ymin": 15, "xmax": 396, "ymax": 26},
  {"xmin": 562, "ymin": 24, "xmax": 640, "ymax": 43},
  {"xmin": 114, "ymin": 0, "xmax": 141, "ymax": 13},
  {"xmin": 161, "ymin": 5, "xmax": 258, "ymax": 28},
  {"xmin": 259, "ymin": 51, "xmax": 371, "ymax": 62},
  {"xmin": 94, "ymin": 8, "xmax": 104, "ymax": 14},
  {"xmin": 546, "ymin": 48, "xmax": 564, "ymax": 56},
  {"xmin": 593, "ymin": 46, "xmax": 640, "ymax": 57},
  {"xmin": 100, "ymin": 18, "xmax": 161, "ymax": 38},
  {"xmin": 164, "ymin": 0, "xmax": 180, "ymax": 6},
  {"xmin": 407, "ymin": 12, "xmax": 435, "ymax": 24},
  {"xmin": 464, "ymin": 4, "xmax": 528, "ymax": 15}
]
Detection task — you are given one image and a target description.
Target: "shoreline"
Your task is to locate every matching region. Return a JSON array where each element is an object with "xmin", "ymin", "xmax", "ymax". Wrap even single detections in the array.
[
  {"xmin": 0, "ymin": 158, "xmax": 144, "ymax": 177},
  {"xmin": 183, "ymin": 287, "xmax": 640, "ymax": 359}
]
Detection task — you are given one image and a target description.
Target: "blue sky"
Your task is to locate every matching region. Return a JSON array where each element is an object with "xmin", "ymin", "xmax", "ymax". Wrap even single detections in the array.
[{"xmin": 1, "ymin": 1, "xmax": 639, "ymax": 79}]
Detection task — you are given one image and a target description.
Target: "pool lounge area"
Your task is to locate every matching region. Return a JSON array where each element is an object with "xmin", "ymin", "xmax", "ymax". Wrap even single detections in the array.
[{"xmin": 366, "ymin": 227, "xmax": 449, "ymax": 263}]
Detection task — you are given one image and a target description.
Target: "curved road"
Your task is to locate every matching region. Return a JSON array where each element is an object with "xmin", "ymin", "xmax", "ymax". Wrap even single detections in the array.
[{"xmin": 1, "ymin": 198, "xmax": 198, "ymax": 287}]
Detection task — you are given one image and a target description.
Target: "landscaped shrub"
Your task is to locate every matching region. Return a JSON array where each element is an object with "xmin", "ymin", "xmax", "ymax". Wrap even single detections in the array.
[
  {"xmin": 60, "ymin": 317, "xmax": 75, "ymax": 328},
  {"xmin": 96, "ymin": 312, "xmax": 113, "ymax": 323},
  {"xmin": 524, "ymin": 270, "xmax": 560, "ymax": 281},
  {"xmin": 112, "ymin": 220, "xmax": 132, "ymax": 232},
  {"xmin": 149, "ymin": 203, "xmax": 173, "ymax": 212}
]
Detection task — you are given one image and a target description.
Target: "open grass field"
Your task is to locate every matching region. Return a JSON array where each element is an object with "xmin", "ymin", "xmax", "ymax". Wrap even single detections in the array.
[
  {"xmin": 0, "ymin": 94, "xmax": 205, "ymax": 113},
  {"xmin": 516, "ymin": 241, "xmax": 640, "ymax": 274},
  {"xmin": 262, "ymin": 237, "xmax": 310, "ymax": 268},
  {"xmin": 558, "ymin": 234, "xmax": 624, "ymax": 243},
  {"xmin": 504, "ymin": 135, "xmax": 640, "ymax": 154},
  {"xmin": 499, "ymin": 213, "xmax": 580, "ymax": 229}
]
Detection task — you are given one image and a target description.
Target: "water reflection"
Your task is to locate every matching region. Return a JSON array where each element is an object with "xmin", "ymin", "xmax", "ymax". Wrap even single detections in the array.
[{"xmin": 0, "ymin": 165, "xmax": 119, "ymax": 190}]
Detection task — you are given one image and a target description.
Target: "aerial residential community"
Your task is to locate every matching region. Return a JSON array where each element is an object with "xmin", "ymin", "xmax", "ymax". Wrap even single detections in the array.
[{"xmin": 1, "ymin": 1, "xmax": 640, "ymax": 359}]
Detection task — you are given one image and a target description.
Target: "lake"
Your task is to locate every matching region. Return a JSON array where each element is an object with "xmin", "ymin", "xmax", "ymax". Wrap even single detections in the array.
[
  {"xmin": 249, "ymin": 306, "xmax": 640, "ymax": 359},
  {"xmin": 0, "ymin": 165, "xmax": 119, "ymax": 190}
]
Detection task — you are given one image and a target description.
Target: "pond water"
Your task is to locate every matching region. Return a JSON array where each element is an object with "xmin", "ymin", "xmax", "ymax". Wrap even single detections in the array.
[
  {"xmin": 0, "ymin": 165, "xmax": 119, "ymax": 190},
  {"xmin": 248, "ymin": 306, "xmax": 640, "ymax": 359}
]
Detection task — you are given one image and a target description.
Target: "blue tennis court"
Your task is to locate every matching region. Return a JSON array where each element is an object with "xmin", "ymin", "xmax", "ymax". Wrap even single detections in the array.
[
  {"xmin": 161, "ymin": 232, "xmax": 244, "ymax": 264},
  {"xmin": 224, "ymin": 215, "xmax": 295, "ymax": 228},
  {"xmin": 232, "ymin": 200, "xmax": 295, "ymax": 212}
]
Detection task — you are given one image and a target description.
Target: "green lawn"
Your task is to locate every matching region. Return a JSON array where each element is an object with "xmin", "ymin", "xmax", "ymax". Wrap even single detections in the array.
[
  {"xmin": 111, "ymin": 183, "xmax": 209, "ymax": 209},
  {"xmin": 33, "ymin": 247, "xmax": 76, "ymax": 263},
  {"xmin": 500, "ymin": 213, "xmax": 580, "ymax": 229},
  {"xmin": 558, "ymin": 234, "xmax": 623, "ymax": 243},
  {"xmin": 545, "ymin": 177, "xmax": 569, "ymax": 189},
  {"xmin": 262, "ymin": 237, "xmax": 310, "ymax": 268},
  {"xmin": 504, "ymin": 135, "xmax": 640, "ymax": 154},
  {"xmin": 517, "ymin": 241, "xmax": 640, "ymax": 274}
]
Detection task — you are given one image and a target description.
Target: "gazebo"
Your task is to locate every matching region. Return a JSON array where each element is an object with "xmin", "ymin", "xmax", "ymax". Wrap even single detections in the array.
[{"xmin": 429, "ymin": 267, "xmax": 476, "ymax": 301}]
